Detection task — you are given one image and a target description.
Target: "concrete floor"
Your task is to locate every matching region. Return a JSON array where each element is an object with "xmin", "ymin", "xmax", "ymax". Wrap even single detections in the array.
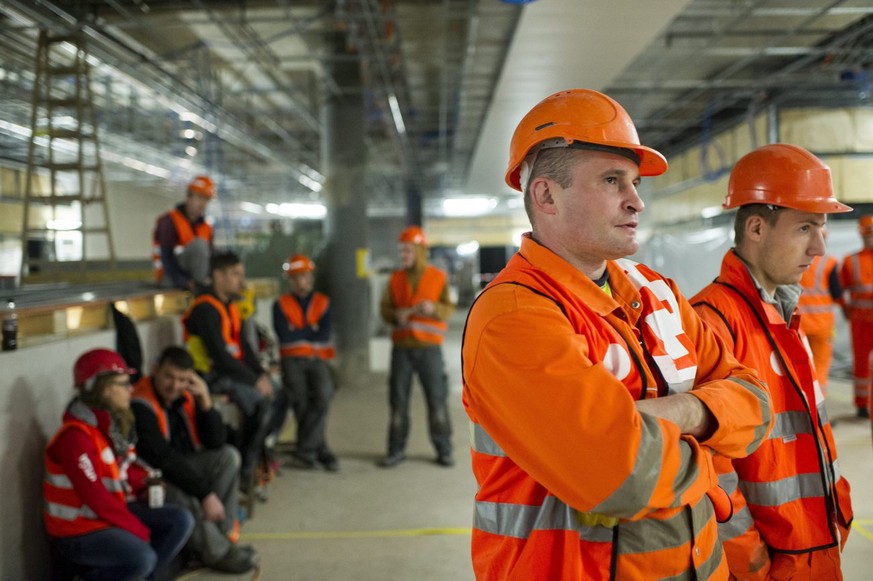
[{"xmin": 179, "ymin": 309, "xmax": 873, "ymax": 581}]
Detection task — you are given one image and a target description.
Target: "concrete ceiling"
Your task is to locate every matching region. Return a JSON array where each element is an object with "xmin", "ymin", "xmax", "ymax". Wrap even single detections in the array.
[{"xmin": 1, "ymin": 0, "xmax": 873, "ymax": 226}]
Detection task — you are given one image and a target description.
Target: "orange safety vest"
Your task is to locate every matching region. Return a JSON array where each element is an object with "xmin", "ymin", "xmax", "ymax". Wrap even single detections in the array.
[
  {"xmin": 839, "ymin": 248, "xmax": 873, "ymax": 322},
  {"xmin": 463, "ymin": 236, "xmax": 772, "ymax": 580},
  {"xmin": 182, "ymin": 294, "xmax": 243, "ymax": 374},
  {"xmin": 43, "ymin": 420, "xmax": 132, "ymax": 538},
  {"xmin": 132, "ymin": 376, "xmax": 201, "ymax": 449},
  {"xmin": 276, "ymin": 293, "xmax": 336, "ymax": 360},
  {"xmin": 152, "ymin": 208, "xmax": 212, "ymax": 282},
  {"xmin": 389, "ymin": 266, "xmax": 448, "ymax": 345},
  {"xmin": 692, "ymin": 252, "xmax": 853, "ymax": 561},
  {"xmin": 797, "ymin": 255, "xmax": 838, "ymax": 335}
]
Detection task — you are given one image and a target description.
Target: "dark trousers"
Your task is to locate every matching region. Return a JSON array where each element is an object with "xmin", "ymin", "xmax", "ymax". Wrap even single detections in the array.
[
  {"xmin": 212, "ymin": 376, "xmax": 283, "ymax": 485},
  {"xmin": 387, "ymin": 345, "xmax": 452, "ymax": 457},
  {"xmin": 52, "ymin": 503, "xmax": 194, "ymax": 581},
  {"xmin": 281, "ymin": 356, "xmax": 335, "ymax": 460}
]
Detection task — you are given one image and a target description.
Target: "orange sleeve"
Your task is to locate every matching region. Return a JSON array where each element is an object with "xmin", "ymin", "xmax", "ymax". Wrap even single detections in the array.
[
  {"xmin": 463, "ymin": 284, "xmax": 717, "ymax": 520},
  {"xmin": 713, "ymin": 455, "xmax": 771, "ymax": 581},
  {"xmin": 678, "ymin": 287, "xmax": 773, "ymax": 459}
]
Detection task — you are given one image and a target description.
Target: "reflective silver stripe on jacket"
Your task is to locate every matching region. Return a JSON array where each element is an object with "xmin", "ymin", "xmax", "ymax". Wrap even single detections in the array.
[
  {"xmin": 796, "ymin": 304, "xmax": 833, "ymax": 314},
  {"xmin": 470, "ymin": 422, "xmax": 506, "ymax": 457},
  {"xmin": 718, "ymin": 504, "xmax": 754, "ymax": 542},
  {"xmin": 398, "ymin": 320, "xmax": 447, "ymax": 336},
  {"xmin": 44, "ymin": 473, "xmax": 125, "ymax": 493},
  {"xmin": 718, "ymin": 470, "xmax": 739, "ymax": 495},
  {"xmin": 475, "ymin": 497, "xmax": 615, "ymax": 542},
  {"xmin": 768, "ymin": 410, "xmax": 813, "ymax": 440},
  {"xmin": 739, "ymin": 472, "xmax": 826, "ymax": 507},
  {"xmin": 45, "ymin": 501, "xmax": 99, "ymax": 521}
]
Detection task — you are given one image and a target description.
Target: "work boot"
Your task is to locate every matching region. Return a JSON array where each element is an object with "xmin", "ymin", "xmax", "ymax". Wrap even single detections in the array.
[
  {"xmin": 436, "ymin": 452, "xmax": 455, "ymax": 467},
  {"xmin": 318, "ymin": 450, "xmax": 340, "ymax": 472},
  {"xmin": 857, "ymin": 406, "xmax": 870, "ymax": 419},
  {"xmin": 379, "ymin": 451, "xmax": 406, "ymax": 468},
  {"xmin": 288, "ymin": 452, "xmax": 318, "ymax": 470},
  {"xmin": 210, "ymin": 545, "xmax": 258, "ymax": 574}
]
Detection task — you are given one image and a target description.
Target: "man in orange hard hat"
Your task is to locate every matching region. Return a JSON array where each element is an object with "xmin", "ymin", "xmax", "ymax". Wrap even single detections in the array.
[
  {"xmin": 462, "ymin": 88, "xmax": 773, "ymax": 579},
  {"xmin": 839, "ymin": 214, "xmax": 873, "ymax": 418},
  {"xmin": 692, "ymin": 143, "xmax": 853, "ymax": 580},
  {"xmin": 379, "ymin": 225, "xmax": 455, "ymax": 468},
  {"xmin": 153, "ymin": 175, "xmax": 215, "ymax": 291},
  {"xmin": 272, "ymin": 254, "xmax": 339, "ymax": 472}
]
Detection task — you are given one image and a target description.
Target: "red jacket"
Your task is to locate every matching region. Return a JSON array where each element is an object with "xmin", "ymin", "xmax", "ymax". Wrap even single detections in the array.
[
  {"xmin": 43, "ymin": 402, "xmax": 149, "ymax": 541},
  {"xmin": 692, "ymin": 251, "xmax": 853, "ymax": 578},
  {"xmin": 462, "ymin": 235, "xmax": 772, "ymax": 580},
  {"xmin": 840, "ymin": 248, "xmax": 873, "ymax": 322}
]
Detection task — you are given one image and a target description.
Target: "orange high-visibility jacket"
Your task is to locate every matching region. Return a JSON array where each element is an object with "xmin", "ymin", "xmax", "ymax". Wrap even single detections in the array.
[
  {"xmin": 43, "ymin": 420, "xmax": 130, "ymax": 538},
  {"xmin": 840, "ymin": 248, "xmax": 873, "ymax": 322},
  {"xmin": 389, "ymin": 265, "xmax": 448, "ymax": 345},
  {"xmin": 132, "ymin": 376, "xmax": 202, "ymax": 449},
  {"xmin": 797, "ymin": 255, "xmax": 838, "ymax": 335},
  {"xmin": 152, "ymin": 208, "xmax": 212, "ymax": 282},
  {"xmin": 691, "ymin": 251, "xmax": 853, "ymax": 578},
  {"xmin": 276, "ymin": 293, "xmax": 336, "ymax": 360},
  {"xmin": 182, "ymin": 294, "xmax": 243, "ymax": 375},
  {"xmin": 462, "ymin": 235, "xmax": 772, "ymax": 581}
]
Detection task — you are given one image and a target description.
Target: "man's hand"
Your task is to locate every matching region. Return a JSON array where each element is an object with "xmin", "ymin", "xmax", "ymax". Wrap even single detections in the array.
[
  {"xmin": 255, "ymin": 374, "xmax": 274, "ymax": 398},
  {"xmin": 417, "ymin": 300, "xmax": 436, "ymax": 317},
  {"xmin": 201, "ymin": 492, "xmax": 226, "ymax": 522},
  {"xmin": 396, "ymin": 307, "xmax": 415, "ymax": 325},
  {"xmin": 635, "ymin": 394, "xmax": 716, "ymax": 440},
  {"xmin": 186, "ymin": 371, "xmax": 212, "ymax": 410}
]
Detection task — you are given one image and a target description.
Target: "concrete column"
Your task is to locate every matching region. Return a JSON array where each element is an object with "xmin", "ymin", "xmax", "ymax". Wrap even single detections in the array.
[
  {"xmin": 323, "ymin": 31, "xmax": 370, "ymax": 385},
  {"xmin": 405, "ymin": 179, "xmax": 422, "ymax": 227}
]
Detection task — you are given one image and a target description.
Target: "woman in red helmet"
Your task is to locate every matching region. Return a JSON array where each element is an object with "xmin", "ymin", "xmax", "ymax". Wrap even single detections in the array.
[{"xmin": 44, "ymin": 348, "xmax": 194, "ymax": 580}]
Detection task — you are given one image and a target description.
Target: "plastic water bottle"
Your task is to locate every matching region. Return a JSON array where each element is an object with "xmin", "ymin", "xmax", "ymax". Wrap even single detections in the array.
[{"xmin": 1, "ymin": 298, "xmax": 17, "ymax": 351}]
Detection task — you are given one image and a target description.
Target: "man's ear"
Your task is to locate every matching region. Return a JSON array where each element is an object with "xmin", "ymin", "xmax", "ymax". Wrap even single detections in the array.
[
  {"xmin": 744, "ymin": 215, "xmax": 766, "ymax": 242},
  {"xmin": 529, "ymin": 176, "xmax": 557, "ymax": 216}
]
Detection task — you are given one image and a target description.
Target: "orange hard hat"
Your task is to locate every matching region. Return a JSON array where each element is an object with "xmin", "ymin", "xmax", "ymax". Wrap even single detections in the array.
[
  {"xmin": 283, "ymin": 254, "xmax": 315, "ymax": 275},
  {"xmin": 398, "ymin": 225, "xmax": 427, "ymax": 245},
  {"xmin": 724, "ymin": 144, "xmax": 851, "ymax": 213},
  {"xmin": 859, "ymin": 215, "xmax": 873, "ymax": 234},
  {"xmin": 73, "ymin": 348, "xmax": 134, "ymax": 391},
  {"xmin": 505, "ymin": 88, "xmax": 668, "ymax": 191},
  {"xmin": 187, "ymin": 175, "xmax": 215, "ymax": 198}
]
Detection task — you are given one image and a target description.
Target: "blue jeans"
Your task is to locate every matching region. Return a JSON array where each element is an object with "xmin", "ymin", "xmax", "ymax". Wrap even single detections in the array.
[
  {"xmin": 53, "ymin": 503, "xmax": 194, "ymax": 581},
  {"xmin": 387, "ymin": 345, "xmax": 452, "ymax": 457}
]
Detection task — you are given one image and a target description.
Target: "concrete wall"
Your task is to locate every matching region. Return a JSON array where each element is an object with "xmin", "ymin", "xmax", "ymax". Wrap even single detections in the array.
[{"xmin": 0, "ymin": 315, "xmax": 182, "ymax": 580}]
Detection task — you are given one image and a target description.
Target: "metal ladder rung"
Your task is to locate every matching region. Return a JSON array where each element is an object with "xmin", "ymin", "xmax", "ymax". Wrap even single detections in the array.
[
  {"xmin": 45, "ymin": 163, "xmax": 100, "ymax": 172},
  {"xmin": 47, "ymin": 66, "xmax": 84, "ymax": 76}
]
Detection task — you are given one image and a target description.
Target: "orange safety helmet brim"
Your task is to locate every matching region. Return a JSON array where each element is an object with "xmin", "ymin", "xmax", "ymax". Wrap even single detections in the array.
[
  {"xmin": 724, "ymin": 143, "xmax": 851, "ymax": 214},
  {"xmin": 283, "ymin": 254, "xmax": 315, "ymax": 275},
  {"xmin": 505, "ymin": 89, "xmax": 668, "ymax": 191},
  {"xmin": 398, "ymin": 226, "xmax": 427, "ymax": 245},
  {"xmin": 187, "ymin": 175, "xmax": 216, "ymax": 199},
  {"xmin": 859, "ymin": 215, "xmax": 873, "ymax": 235}
]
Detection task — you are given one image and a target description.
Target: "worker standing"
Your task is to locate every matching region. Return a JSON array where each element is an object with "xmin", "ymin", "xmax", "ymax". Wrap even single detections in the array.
[
  {"xmin": 797, "ymin": 252, "xmax": 842, "ymax": 394},
  {"xmin": 462, "ymin": 88, "xmax": 773, "ymax": 579},
  {"xmin": 840, "ymin": 214, "xmax": 873, "ymax": 418},
  {"xmin": 273, "ymin": 254, "xmax": 339, "ymax": 472},
  {"xmin": 691, "ymin": 144, "xmax": 853, "ymax": 580},
  {"xmin": 379, "ymin": 226, "xmax": 455, "ymax": 468},
  {"xmin": 153, "ymin": 175, "xmax": 215, "ymax": 291}
]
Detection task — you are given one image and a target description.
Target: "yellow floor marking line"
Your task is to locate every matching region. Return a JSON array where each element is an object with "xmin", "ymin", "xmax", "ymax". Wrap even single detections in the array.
[
  {"xmin": 242, "ymin": 527, "xmax": 472, "ymax": 540},
  {"xmin": 853, "ymin": 519, "xmax": 873, "ymax": 543}
]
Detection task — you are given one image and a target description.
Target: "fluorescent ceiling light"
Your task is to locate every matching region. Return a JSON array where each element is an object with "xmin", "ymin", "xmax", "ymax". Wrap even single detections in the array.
[
  {"xmin": 240, "ymin": 202, "xmax": 264, "ymax": 214},
  {"xmin": 265, "ymin": 202, "xmax": 326, "ymax": 219},
  {"xmin": 442, "ymin": 197, "xmax": 497, "ymax": 217},
  {"xmin": 456, "ymin": 241, "xmax": 480, "ymax": 256},
  {"xmin": 388, "ymin": 94, "xmax": 406, "ymax": 135}
]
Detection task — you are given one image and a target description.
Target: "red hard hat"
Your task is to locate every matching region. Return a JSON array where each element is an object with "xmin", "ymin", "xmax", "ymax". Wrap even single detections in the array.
[
  {"xmin": 859, "ymin": 215, "xmax": 873, "ymax": 235},
  {"xmin": 505, "ymin": 88, "xmax": 667, "ymax": 191},
  {"xmin": 724, "ymin": 144, "xmax": 852, "ymax": 214},
  {"xmin": 283, "ymin": 254, "xmax": 315, "ymax": 275},
  {"xmin": 398, "ymin": 226, "xmax": 427, "ymax": 245},
  {"xmin": 73, "ymin": 348, "xmax": 134, "ymax": 390},
  {"xmin": 187, "ymin": 175, "xmax": 215, "ymax": 198}
]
